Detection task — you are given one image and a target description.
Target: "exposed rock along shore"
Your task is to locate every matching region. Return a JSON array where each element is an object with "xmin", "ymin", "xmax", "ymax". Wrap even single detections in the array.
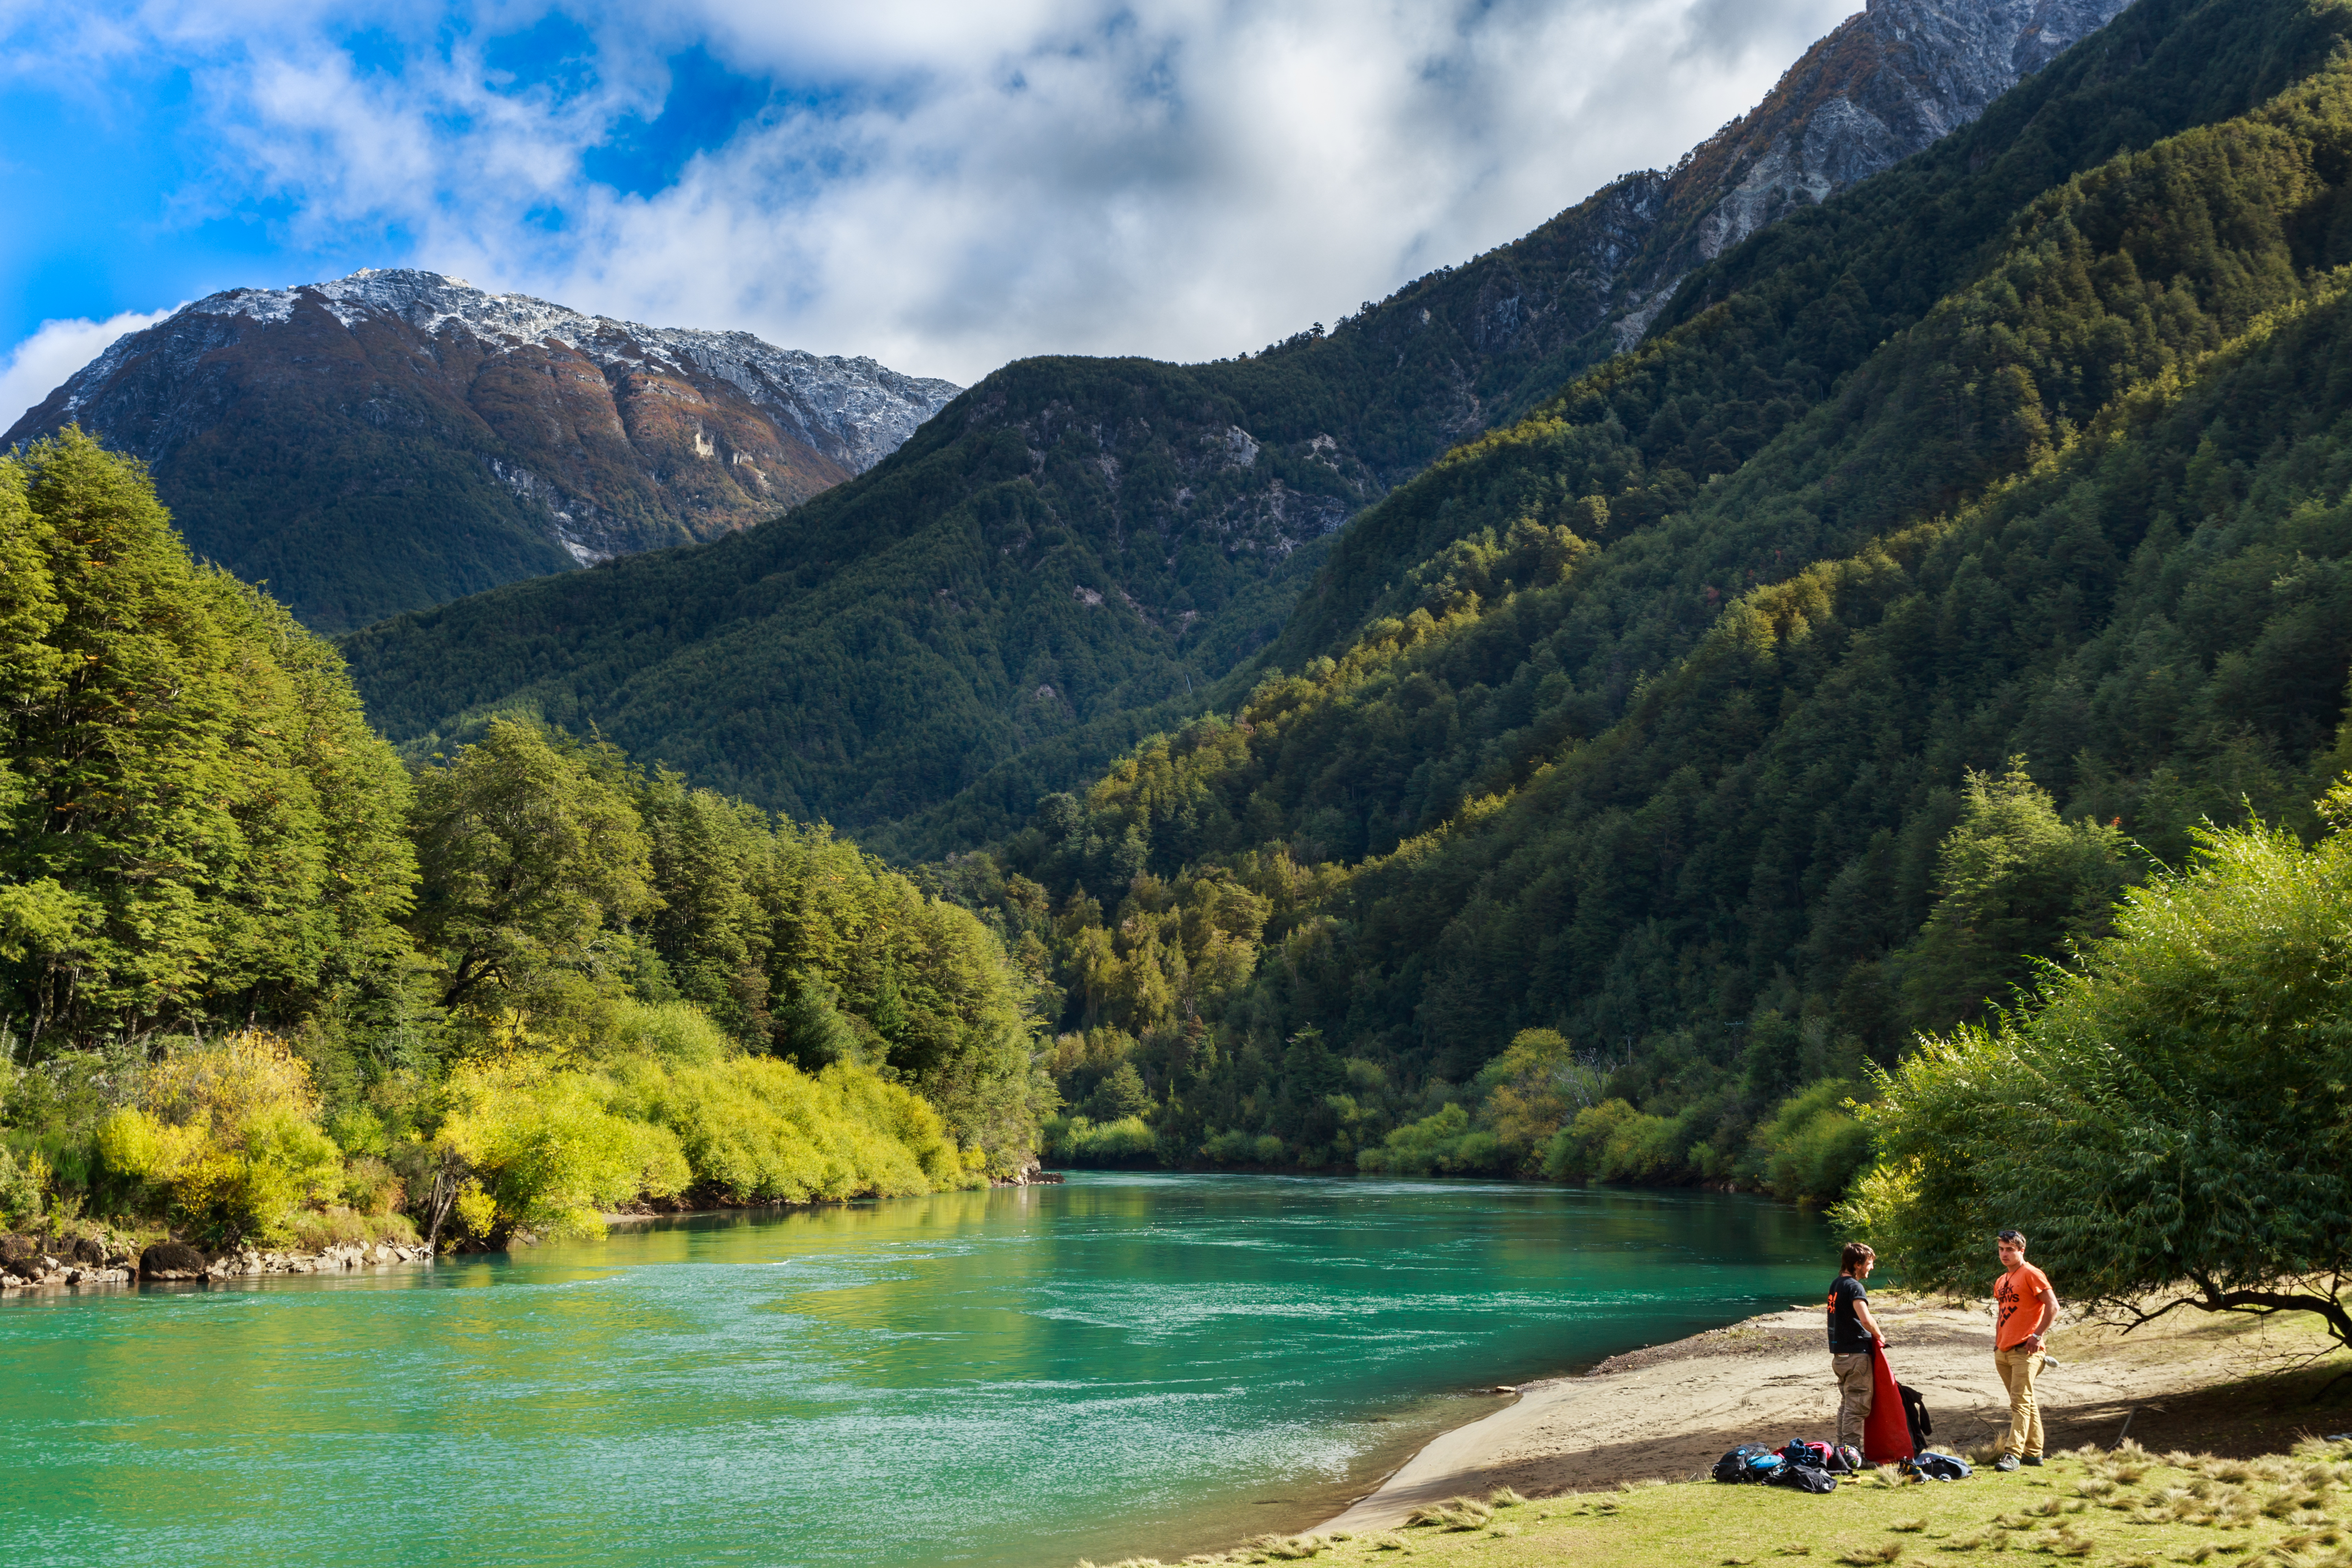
[{"xmin": 0, "ymin": 1232, "xmax": 432, "ymax": 1293}]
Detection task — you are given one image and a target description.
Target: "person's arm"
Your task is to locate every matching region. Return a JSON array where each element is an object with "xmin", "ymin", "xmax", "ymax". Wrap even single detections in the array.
[
  {"xmin": 1854, "ymin": 1294, "xmax": 1886, "ymax": 1345},
  {"xmin": 2022, "ymin": 1280, "xmax": 2057, "ymax": 1350}
]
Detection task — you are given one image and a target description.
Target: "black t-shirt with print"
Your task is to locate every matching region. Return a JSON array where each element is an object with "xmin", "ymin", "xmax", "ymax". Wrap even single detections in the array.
[{"xmin": 1827, "ymin": 1274, "xmax": 1874, "ymax": 1353}]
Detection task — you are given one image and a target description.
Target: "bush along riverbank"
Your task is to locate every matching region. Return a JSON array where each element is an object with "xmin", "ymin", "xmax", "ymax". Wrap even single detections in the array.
[
  {"xmin": 3, "ymin": 1018, "xmax": 990, "ymax": 1261},
  {"xmin": 0, "ymin": 435, "xmax": 1058, "ymax": 1256}
]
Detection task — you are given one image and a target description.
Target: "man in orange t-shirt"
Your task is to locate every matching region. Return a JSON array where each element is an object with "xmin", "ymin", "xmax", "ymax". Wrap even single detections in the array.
[{"xmin": 1990, "ymin": 1229, "xmax": 2058, "ymax": 1472}]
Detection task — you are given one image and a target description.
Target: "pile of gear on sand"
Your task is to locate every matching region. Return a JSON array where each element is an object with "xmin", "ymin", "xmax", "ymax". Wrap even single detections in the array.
[
  {"xmin": 1713, "ymin": 1232, "xmax": 2064, "ymax": 1494},
  {"xmin": 1710, "ymin": 1386, "xmax": 1972, "ymax": 1494}
]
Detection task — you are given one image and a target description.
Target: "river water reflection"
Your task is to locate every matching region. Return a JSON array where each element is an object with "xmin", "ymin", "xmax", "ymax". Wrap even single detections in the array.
[{"xmin": 0, "ymin": 1173, "xmax": 1828, "ymax": 1566}]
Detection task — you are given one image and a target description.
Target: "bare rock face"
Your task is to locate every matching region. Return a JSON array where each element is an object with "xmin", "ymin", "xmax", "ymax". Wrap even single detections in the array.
[
  {"xmin": 4, "ymin": 270, "xmax": 958, "ymax": 631},
  {"xmin": 1345, "ymin": 0, "xmax": 2138, "ymax": 405},
  {"xmin": 138, "ymin": 1240, "xmax": 208, "ymax": 1279},
  {"xmin": 1662, "ymin": 0, "xmax": 2142, "ymax": 273}
]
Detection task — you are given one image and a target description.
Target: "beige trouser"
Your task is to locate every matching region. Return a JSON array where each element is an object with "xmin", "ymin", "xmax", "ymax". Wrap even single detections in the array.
[
  {"xmin": 1832, "ymin": 1353, "xmax": 1873, "ymax": 1452},
  {"xmin": 1995, "ymin": 1345, "xmax": 2045, "ymax": 1458}
]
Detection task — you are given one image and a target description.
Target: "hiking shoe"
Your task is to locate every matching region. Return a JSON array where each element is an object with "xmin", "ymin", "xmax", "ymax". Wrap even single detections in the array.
[
  {"xmin": 1994, "ymin": 1454, "xmax": 2020, "ymax": 1473},
  {"xmin": 2022, "ymin": 1456, "xmax": 2044, "ymax": 1467}
]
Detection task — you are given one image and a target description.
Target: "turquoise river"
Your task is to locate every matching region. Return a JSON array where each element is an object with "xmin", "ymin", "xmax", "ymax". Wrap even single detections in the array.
[{"xmin": 0, "ymin": 1173, "xmax": 1829, "ymax": 1566}]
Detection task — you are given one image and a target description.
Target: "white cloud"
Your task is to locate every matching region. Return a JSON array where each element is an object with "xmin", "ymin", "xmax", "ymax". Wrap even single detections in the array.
[
  {"xmin": 0, "ymin": 308, "xmax": 183, "ymax": 434},
  {"xmin": 5, "ymin": 0, "xmax": 1857, "ymax": 385}
]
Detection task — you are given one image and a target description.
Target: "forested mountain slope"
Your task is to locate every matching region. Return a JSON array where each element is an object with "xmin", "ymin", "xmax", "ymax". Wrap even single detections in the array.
[
  {"xmin": 2, "ymin": 271, "xmax": 958, "ymax": 632},
  {"xmin": 963, "ymin": 0, "xmax": 2352, "ymax": 1186},
  {"xmin": 336, "ymin": 0, "xmax": 2126, "ymax": 835}
]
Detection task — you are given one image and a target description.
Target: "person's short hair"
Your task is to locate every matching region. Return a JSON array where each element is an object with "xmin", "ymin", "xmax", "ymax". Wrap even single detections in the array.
[
  {"xmin": 1997, "ymin": 1229, "xmax": 2027, "ymax": 1250},
  {"xmin": 1841, "ymin": 1242, "xmax": 1876, "ymax": 1273}
]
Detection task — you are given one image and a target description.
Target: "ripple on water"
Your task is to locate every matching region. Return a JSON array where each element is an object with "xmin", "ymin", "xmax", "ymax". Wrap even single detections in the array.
[{"xmin": 0, "ymin": 1173, "xmax": 1828, "ymax": 1568}]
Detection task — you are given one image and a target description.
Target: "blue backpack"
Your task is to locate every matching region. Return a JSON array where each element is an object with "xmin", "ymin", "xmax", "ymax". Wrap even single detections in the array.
[{"xmin": 1713, "ymin": 1443, "xmax": 1782, "ymax": 1484}]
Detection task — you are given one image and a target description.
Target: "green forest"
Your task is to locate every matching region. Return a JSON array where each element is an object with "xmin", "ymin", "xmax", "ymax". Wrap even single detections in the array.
[
  {"xmin": 0, "ymin": 432, "xmax": 1047, "ymax": 1248},
  {"xmin": 9, "ymin": 0, "xmax": 2352, "ymax": 1343},
  {"xmin": 917, "ymin": 0, "xmax": 2352, "ymax": 1233},
  {"xmin": 332, "ymin": 0, "xmax": 2352, "ymax": 861}
]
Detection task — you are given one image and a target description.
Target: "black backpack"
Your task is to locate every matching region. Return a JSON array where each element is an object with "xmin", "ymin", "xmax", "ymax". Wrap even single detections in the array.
[
  {"xmin": 1713, "ymin": 1443, "xmax": 1778, "ymax": 1484},
  {"xmin": 1767, "ymin": 1461, "xmax": 1839, "ymax": 1493},
  {"xmin": 1905, "ymin": 1452, "xmax": 1972, "ymax": 1482},
  {"xmin": 1900, "ymin": 1384, "xmax": 1932, "ymax": 1453}
]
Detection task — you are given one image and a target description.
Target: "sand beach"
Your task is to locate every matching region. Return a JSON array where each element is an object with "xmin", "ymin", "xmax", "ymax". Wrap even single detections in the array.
[{"xmin": 1322, "ymin": 1290, "xmax": 2342, "ymax": 1532}]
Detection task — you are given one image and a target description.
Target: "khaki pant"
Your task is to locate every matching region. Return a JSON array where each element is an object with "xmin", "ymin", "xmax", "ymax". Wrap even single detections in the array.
[
  {"xmin": 1995, "ymin": 1345, "xmax": 2045, "ymax": 1458},
  {"xmin": 1832, "ymin": 1352, "xmax": 1874, "ymax": 1452}
]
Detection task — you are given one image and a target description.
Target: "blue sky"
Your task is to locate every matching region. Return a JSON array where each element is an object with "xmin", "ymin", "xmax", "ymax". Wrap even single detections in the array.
[{"xmin": 0, "ymin": 0, "xmax": 1852, "ymax": 419}]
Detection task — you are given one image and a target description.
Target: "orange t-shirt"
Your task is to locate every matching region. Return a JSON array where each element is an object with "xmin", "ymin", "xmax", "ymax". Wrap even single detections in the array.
[{"xmin": 1995, "ymin": 1261, "xmax": 2052, "ymax": 1349}]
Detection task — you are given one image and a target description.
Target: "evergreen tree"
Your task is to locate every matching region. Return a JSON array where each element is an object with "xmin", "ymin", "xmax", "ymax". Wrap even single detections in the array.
[
  {"xmin": 410, "ymin": 718, "xmax": 656, "ymax": 1019},
  {"xmin": 0, "ymin": 430, "xmax": 417, "ymax": 1048},
  {"xmin": 1895, "ymin": 761, "xmax": 2139, "ymax": 1027}
]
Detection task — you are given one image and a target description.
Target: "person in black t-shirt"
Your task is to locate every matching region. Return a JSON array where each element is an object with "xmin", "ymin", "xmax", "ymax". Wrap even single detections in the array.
[{"xmin": 1827, "ymin": 1241, "xmax": 1887, "ymax": 1453}]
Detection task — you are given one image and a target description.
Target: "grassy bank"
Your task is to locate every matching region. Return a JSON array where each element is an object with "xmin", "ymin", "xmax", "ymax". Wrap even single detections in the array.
[{"xmin": 1095, "ymin": 1440, "xmax": 2352, "ymax": 1568}]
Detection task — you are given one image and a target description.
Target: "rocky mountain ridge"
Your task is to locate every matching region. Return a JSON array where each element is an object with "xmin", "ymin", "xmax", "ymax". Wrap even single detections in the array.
[
  {"xmin": 1333, "ymin": 0, "xmax": 2140, "ymax": 436},
  {"xmin": 109, "ymin": 269, "xmax": 958, "ymax": 475},
  {"xmin": 5, "ymin": 270, "xmax": 957, "ymax": 630},
  {"xmin": 1654, "ymin": 0, "xmax": 2138, "ymax": 284},
  {"xmin": 335, "ymin": 0, "xmax": 2152, "ymax": 839}
]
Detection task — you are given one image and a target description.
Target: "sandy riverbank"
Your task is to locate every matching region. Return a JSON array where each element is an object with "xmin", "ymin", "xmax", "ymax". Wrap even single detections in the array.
[{"xmin": 1321, "ymin": 1290, "xmax": 2343, "ymax": 1533}]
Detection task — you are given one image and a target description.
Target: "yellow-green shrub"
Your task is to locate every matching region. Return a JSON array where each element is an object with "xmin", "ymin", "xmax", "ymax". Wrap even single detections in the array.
[
  {"xmin": 599, "ymin": 999, "xmax": 730, "ymax": 1066},
  {"xmin": 420, "ymin": 1008, "xmax": 977, "ymax": 1240},
  {"xmin": 284, "ymin": 1206, "xmax": 420, "ymax": 1250},
  {"xmin": 1358, "ymin": 1101, "xmax": 1502, "ymax": 1175},
  {"xmin": 1543, "ymin": 1098, "xmax": 1691, "ymax": 1183},
  {"xmin": 615, "ymin": 1055, "xmax": 961, "ymax": 1202},
  {"xmin": 1042, "ymin": 1113, "xmax": 1157, "ymax": 1164},
  {"xmin": 0, "ymin": 1144, "xmax": 50, "ymax": 1226},
  {"xmin": 1749, "ymin": 1079, "xmax": 1873, "ymax": 1205},
  {"xmin": 99, "ymin": 1032, "xmax": 344, "ymax": 1243},
  {"xmin": 435, "ymin": 1056, "xmax": 691, "ymax": 1238}
]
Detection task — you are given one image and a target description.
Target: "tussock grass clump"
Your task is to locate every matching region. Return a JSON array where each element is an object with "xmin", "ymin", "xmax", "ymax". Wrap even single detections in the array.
[
  {"xmin": 1888, "ymin": 1518, "xmax": 1928, "ymax": 1533},
  {"xmin": 1835, "ymin": 1542, "xmax": 1904, "ymax": 1564},
  {"xmin": 2040, "ymin": 1523, "xmax": 2097, "ymax": 1557},
  {"xmin": 1401, "ymin": 1485, "xmax": 1532, "ymax": 1532},
  {"xmin": 1238, "ymin": 1534, "xmax": 1328, "ymax": 1561},
  {"xmin": 2080, "ymin": 1442, "xmax": 2154, "ymax": 1488},
  {"xmin": 1404, "ymin": 1498, "xmax": 1490, "ymax": 1531}
]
